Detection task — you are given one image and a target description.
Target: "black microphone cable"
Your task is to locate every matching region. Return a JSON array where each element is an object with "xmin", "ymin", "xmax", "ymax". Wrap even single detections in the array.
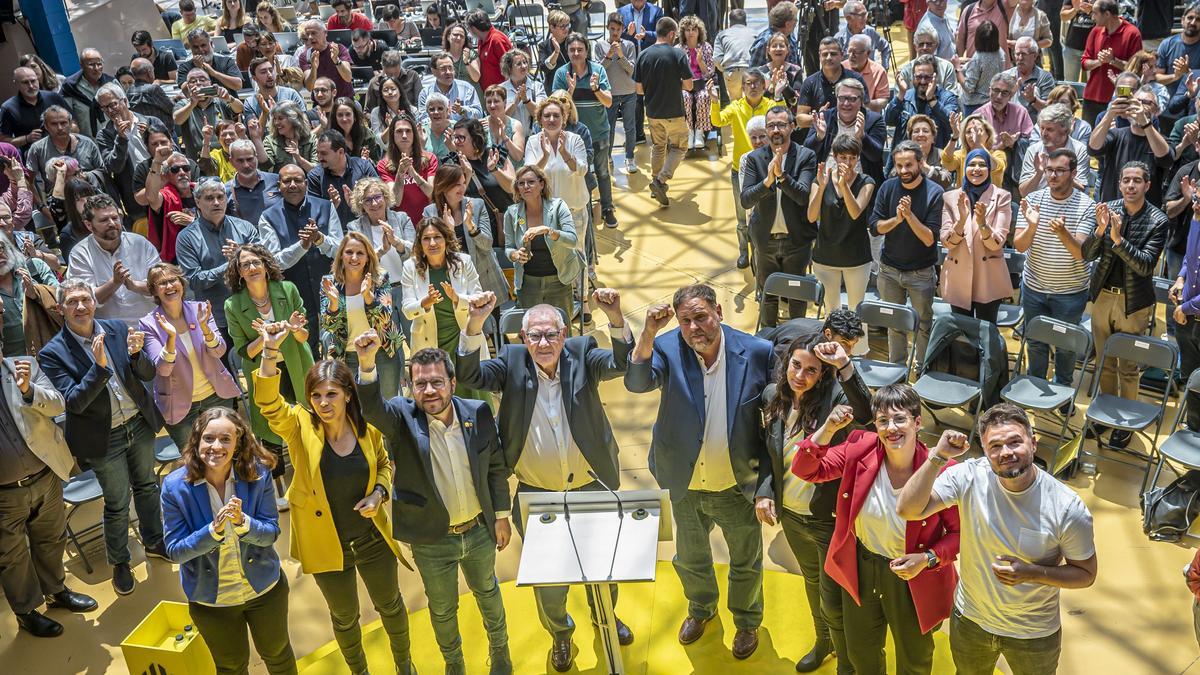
[{"xmin": 563, "ymin": 473, "xmax": 586, "ymax": 582}]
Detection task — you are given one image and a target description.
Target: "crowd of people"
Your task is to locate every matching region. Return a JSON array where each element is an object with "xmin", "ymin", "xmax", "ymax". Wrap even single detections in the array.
[{"xmin": 2, "ymin": 0, "xmax": 1200, "ymax": 673}]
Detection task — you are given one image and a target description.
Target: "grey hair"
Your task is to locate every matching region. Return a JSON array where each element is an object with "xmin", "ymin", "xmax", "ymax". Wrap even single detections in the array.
[
  {"xmin": 848, "ymin": 34, "xmax": 871, "ymax": 50},
  {"xmin": 228, "ymin": 139, "xmax": 257, "ymax": 155},
  {"xmin": 1013, "ymin": 36, "xmax": 1038, "ymax": 52},
  {"xmin": 97, "ymin": 81, "xmax": 127, "ymax": 103},
  {"xmin": 130, "ymin": 59, "xmax": 155, "ymax": 78},
  {"xmin": 835, "ymin": 78, "xmax": 866, "ymax": 99},
  {"xmin": 194, "ymin": 179, "xmax": 227, "ymax": 200},
  {"xmin": 0, "ymin": 231, "xmax": 26, "ymax": 276},
  {"xmin": 57, "ymin": 278, "xmax": 96, "ymax": 305},
  {"xmin": 425, "ymin": 91, "xmax": 449, "ymax": 111},
  {"xmin": 270, "ymin": 100, "xmax": 313, "ymax": 143},
  {"xmin": 1037, "ymin": 103, "xmax": 1075, "ymax": 130},
  {"xmin": 302, "ymin": 18, "xmax": 325, "ymax": 33},
  {"xmin": 843, "ymin": 0, "xmax": 865, "ymax": 13},
  {"xmin": 913, "ymin": 25, "xmax": 939, "ymax": 45},
  {"xmin": 521, "ymin": 304, "xmax": 566, "ymax": 331},
  {"xmin": 1137, "ymin": 84, "xmax": 1161, "ymax": 109},
  {"xmin": 42, "ymin": 105, "xmax": 71, "ymax": 124},
  {"xmin": 186, "ymin": 27, "xmax": 212, "ymax": 43},
  {"xmin": 381, "ymin": 49, "xmax": 404, "ymax": 68},
  {"xmin": 990, "ymin": 71, "xmax": 1018, "ymax": 90},
  {"xmin": 747, "ymin": 114, "xmax": 766, "ymax": 133}
]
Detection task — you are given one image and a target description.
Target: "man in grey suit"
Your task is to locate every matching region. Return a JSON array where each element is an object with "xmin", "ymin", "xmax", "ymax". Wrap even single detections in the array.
[
  {"xmin": 624, "ymin": 283, "xmax": 774, "ymax": 660},
  {"xmin": 0, "ymin": 294, "xmax": 97, "ymax": 638},
  {"xmin": 457, "ymin": 289, "xmax": 634, "ymax": 673}
]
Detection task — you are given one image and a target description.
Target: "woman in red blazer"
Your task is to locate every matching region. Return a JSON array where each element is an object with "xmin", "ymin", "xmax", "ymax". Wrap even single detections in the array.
[{"xmin": 791, "ymin": 383, "xmax": 961, "ymax": 675}]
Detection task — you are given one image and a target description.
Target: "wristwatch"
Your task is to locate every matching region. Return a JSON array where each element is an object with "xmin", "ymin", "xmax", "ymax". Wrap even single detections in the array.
[{"xmin": 926, "ymin": 550, "xmax": 939, "ymax": 569}]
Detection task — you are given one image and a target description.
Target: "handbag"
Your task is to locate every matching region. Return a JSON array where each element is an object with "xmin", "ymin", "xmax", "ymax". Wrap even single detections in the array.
[{"xmin": 1141, "ymin": 469, "xmax": 1200, "ymax": 543}]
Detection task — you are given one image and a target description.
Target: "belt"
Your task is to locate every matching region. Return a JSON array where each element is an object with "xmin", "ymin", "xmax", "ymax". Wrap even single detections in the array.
[
  {"xmin": 448, "ymin": 515, "xmax": 481, "ymax": 535},
  {"xmin": 1103, "ymin": 286, "xmax": 1124, "ymax": 295},
  {"xmin": 770, "ymin": 232, "xmax": 790, "ymax": 240},
  {"xmin": 0, "ymin": 465, "xmax": 51, "ymax": 490}
]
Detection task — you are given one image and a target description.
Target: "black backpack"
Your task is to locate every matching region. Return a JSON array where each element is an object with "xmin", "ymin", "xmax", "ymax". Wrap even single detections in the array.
[{"xmin": 1142, "ymin": 470, "xmax": 1200, "ymax": 543}]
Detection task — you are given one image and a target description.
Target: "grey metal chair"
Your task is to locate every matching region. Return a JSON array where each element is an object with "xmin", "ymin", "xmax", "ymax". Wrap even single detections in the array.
[
  {"xmin": 1146, "ymin": 374, "xmax": 1200, "ymax": 493},
  {"xmin": 853, "ymin": 299, "xmax": 918, "ymax": 389},
  {"xmin": 913, "ymin": 333, "xmax": 985, "ymax": 443},
  {"xmin": 1152, "ymin": 275, "xmax": 1174, "ymax": 336},
  {"xmin": 155, "ymin": 435, "xmax": 182, "ymax": 482},
  {"xmin": 996, "ymin": 250, "xmax": 1026, "ymax": 328},
  {"xmin": 1080, "ymin": 333, "xmax": 1179, "ymax": 490},
  {"xmin": 757, "ymin": 273, "xmax": 824, "ymax": 332},
  {"xmin": 1000, "ymin": 316, "xmax": 1091, "ymax": 441},
  {"xmin": 497, "ymin": 306, "xmax": 571, "ymax": 343},
  {"xmin": 63, "ymin": 471, "xmax": 105, "ymax": 574}
]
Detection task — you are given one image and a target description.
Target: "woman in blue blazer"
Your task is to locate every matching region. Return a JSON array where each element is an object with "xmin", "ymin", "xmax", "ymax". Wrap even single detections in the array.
[{"xmin": 160, "ymin": 406, "xmax": 297, "ymax": 675}]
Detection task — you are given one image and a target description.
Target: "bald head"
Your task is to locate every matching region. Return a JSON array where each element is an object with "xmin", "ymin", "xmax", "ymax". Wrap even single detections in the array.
[
  {"xmin": 130, "ymin": 58, "xmax": 155, "ymax": 82},
  {"xmin": 13, "ymin": 67, "xmax": 39, "ymax": 99}
]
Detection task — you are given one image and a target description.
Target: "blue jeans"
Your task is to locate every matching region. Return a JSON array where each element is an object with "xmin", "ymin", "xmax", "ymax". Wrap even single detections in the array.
[
  {"xmin": 86, "ymin": 415, "xmax": 162, "ymax": 565},
  {"xmin": 608, "ymin": 94, "xmax": 637, "ymax": 160},
  {"xmin": 593, "ymin": 138, "xmax": 613, "ymax": 212},
  {"xmin": 1020, "ymin": 284, "xmax": 1089, "ymax": 385},
  {"xmin": 950, "ymin": 609, "xmax": 1061, "ymax": 675},
  {"xmin": 877, "ymin": 263, "xmax": 936, "ymax": 365},
  {"xmin": 410, "ymin": 522, "xmax": 508, "ymax": 667},
  {"xmin": 164, "ymin": 393, "xmax": 237, "ymax": 452},
  {"xmin": 672, "ymin": 488, "xmax": 763, "ymax": 630},
  {"xmin": 510, "ymin": 482, "xmax": 618, "ymax": 639}
]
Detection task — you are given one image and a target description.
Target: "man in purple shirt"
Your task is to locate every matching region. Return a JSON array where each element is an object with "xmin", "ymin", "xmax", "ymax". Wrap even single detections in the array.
[
  {"xmin": 299, "ymin": 19, "xmax": 354, "ymax": 99},
  {"xmin": 975, "ymin": 72, "xmax": 1034, "ymax": 155}
]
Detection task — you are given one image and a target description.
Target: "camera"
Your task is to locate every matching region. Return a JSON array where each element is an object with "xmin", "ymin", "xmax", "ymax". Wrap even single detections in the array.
[
  {"xmin": 1116, "ymin": 84, "xmax": 1133, "ymax": 98},
  {"xmin": 197, "ymin": 85, "xmax": 220, "ymax": 97}
]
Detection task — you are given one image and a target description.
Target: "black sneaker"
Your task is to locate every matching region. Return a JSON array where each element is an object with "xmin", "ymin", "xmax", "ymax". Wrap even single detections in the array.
[
  {"xmin": 144, "ymin": 541, "xmax": 169, "ymax": 561},
  {"xmin": 1109, "ymin": 429, "xmax": 1133, "ymax": 449},
  {"xmin": 112, "ymin": 563, "xmax": 136, "ymax": 596},
  {"xmin": 648, "ymin": 179, "xmax": 669, "ymax": 206},
  {"xmin": 602, "ymin": 209, "xmax": 618, "ymax": 228},
  {"xmin": 736, "ymin": 253, "xmax": 750, "ymax": 269}
]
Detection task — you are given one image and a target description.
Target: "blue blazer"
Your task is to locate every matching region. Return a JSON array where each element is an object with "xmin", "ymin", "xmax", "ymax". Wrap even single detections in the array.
[
  {"xmin": 160, "ymin": 464, "xmax": 282, "ymax": 604},
  {"xmin": 624, "ymin": 324, "xmax": 773, "ymax": 501},
  {"xmin": 39, "ymin": 319, "xmax": 163, "ymax": 460},
  {"xmin": 616, "ymin": 2, "xmax": 663, "ymax": 50}
]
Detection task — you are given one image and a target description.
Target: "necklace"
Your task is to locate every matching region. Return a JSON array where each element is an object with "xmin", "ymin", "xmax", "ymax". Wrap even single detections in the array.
[{"xmin": 251, "ymin": 294, "xmax": 270, "ymax": 308}]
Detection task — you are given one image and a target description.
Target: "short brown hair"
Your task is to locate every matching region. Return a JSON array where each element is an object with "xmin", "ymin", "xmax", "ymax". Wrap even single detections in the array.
[
  {"xmin": 672, "ymin": 284, "xmax": 717, "ymax": 310},
  {"xmin": 976, "ymin": 402, "xmax": 1034, "ymax": 442},
  {"xmin": 147, "ymin": 262, "xmax": 188, "ymax": 305},
  {"xmin": 182, "ymin": 407, "xmax": 277, "ymax": 482},
  {"xmin": 870, "ymin": 383, "xmax": 921, "ymax": 419},
  {"xmin": 514, "ymin": 165, "xmax": 551, "ymax": 201}
]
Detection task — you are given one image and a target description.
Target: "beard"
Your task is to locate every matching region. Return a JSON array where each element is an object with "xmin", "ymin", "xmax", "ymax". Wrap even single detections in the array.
[{"xmin": 992, "ymin": 457, "xmax": 1033, "ymax": 479}]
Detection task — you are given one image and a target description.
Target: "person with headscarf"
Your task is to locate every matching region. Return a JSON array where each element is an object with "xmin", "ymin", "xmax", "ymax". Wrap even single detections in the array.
[{"xmin": 938, "ymin": 147, "xmax": 1013, "ymax": 322}]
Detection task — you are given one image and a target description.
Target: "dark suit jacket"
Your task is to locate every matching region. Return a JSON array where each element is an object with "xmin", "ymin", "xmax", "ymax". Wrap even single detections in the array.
[
  {"xmin": 358, "ymin": 375, "xmax": 511, "ymax": 545},
  {"xmin": 457, "ymin": 334, "xmax": 630, "ymax": 490},
  {"xmin": 740, "ymin": 141, "xmax": 818, "ymax": 248},
  {"xmin": 624, "ymin": 324, "xmax": 773, "ymax": 501},
  {"xmin": 39, "ymin": 319, "xmax": 162, "ymax": 459},
  {"xmin": 802, "ymin": 107, "xmax": 888, "ymax": 186}
]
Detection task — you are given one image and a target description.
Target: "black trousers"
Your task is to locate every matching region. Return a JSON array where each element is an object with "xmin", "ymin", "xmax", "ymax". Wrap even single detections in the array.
[
  {"xmin": 0, "ymin": 468, "xmax": 67, "ymax": 614},
  {"xmin": 951, "ymin": 299, "xmax": 1002, "ymax": 324},
  {"xmin": 842, "ymin": 542, "xmax": 936, "ymax": 675},
  {"xmin": 1082, "ymin": 99, "xmax": 1107, "ymax": 128},
  {"xmin": 756, "ymin": 235, "xmax": 813, "ymax": 327},
  {"xmin": 780, "ymin": 509, "xmax": 851, "ymax": 674},
  {"xmin": 189, "ymin": 572, "xmax": 297, "ymax": 675},
  {"xmin": 1040, "ymin": 0, "xmax": 1065, "ymax": 79}
]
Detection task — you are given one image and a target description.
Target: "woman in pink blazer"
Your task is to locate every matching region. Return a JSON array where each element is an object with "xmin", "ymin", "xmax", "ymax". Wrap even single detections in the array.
[
  {"xmin": 939, "ymin": 148, "xmax": 1014, "ymax": 323},
  {"xmin": 791, "ymin": 384, "xmax": 960, "ymax": 675},
  {"xmin": 139, "ymin": 263, "xmax": 242, "ymax": 448}
]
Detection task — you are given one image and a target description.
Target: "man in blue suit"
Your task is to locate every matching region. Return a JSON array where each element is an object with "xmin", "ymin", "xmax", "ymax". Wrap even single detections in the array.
[
  {"xmin": 457, "ymin": 289, "xmax": 634, "ymax": 672},
  {"xmin": 355, "ymin": 335, "xmax": 513, "ymax": 675},
  {"xmin": 624, "ymin": 283, "xmax": 773, "ymax": 660},
  {"xmin": 39, "ymin": 278, "xmax": 165, "ymax": 597}
]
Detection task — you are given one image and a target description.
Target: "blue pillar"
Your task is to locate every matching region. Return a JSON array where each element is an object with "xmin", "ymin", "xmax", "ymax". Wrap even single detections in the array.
[{"xmin": 18, "ymin": 0, "xmax": 78, "ymax": 75}]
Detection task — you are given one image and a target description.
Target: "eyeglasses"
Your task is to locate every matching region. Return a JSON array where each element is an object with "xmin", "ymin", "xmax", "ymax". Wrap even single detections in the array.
[
  {"xmin": 238, "ymin": 258, "xmax": 265, "ymax": 269},
  {"xmin": 990, "ymin": 88, "xmax": 1014, "ymax": 96},
  {"xmin": 365, "ymin": 194, "xmax": 385, "ymax": 204},
  {"xmin": 168, "ymin": 165, "xmax": 190, "ymax": 174},
  {"xmin": 765, "ymin": 121, "xmax": 790, "ymax": 130},
  {"xmin": 915, "ymin": 41, "xmax": 936, "ymax": 48},
  {"xmin": 516, "ymin": 179, "xmax": 541, "ymax": 188},
  {"xmin": 874, "ymin": 414, "xmax": 912, "ymax": 428},
  {"xmin": 836, "ymin": 95, "xmax": 861, "ymax": 103},
  {"xmin": 414, "ymin": 378, "xmax": 448, "ymax": 390},
  {"xmin": 1044, "ymin": 167, "xmax": 1071, "ymax": 176},
  {"xmin": 525, "ymin": 330, "xmax": 562, "ymax": 344}
]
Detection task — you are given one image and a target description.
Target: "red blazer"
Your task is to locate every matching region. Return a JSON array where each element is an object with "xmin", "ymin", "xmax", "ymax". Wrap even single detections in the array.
[{"xmin": 791, "ymin": 429, "xmax": 960, "ymax": 634}]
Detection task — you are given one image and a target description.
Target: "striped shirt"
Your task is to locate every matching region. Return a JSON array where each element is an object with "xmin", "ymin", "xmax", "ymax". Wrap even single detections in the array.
[{"xmin": 1018, "ymin": 188, "xmax": 1096, "ymax": 294}]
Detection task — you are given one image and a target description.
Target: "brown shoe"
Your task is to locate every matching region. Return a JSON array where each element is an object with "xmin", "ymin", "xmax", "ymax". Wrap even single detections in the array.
[
  {"xmin": 732, "ymin": 628, "xmax": 759, "ymax": 660},
  {"xmin": 550, "ymin": 636, "xmax": 574, "ymax": 672},
  {"xmin": 678, "ymin": 615, "xmax": 712, "ymax": 645}
]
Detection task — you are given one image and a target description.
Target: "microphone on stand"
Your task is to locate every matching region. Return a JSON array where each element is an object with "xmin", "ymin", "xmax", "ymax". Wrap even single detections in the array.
[
  {"xmin": 587, "ymin": 470, "xmax": 624, "ymax": 519},
  {"xmin": 563, "ymin": 472, "xmax": 586, "ymax": 581},
  {"xmin": 587, "ymin": 470, "xmax": 624, "ymax": 582}
]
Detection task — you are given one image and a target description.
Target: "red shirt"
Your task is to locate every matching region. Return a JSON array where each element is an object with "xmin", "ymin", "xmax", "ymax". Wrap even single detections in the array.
[
  {"xmin": 150, "ymin": 183, "xmax": 187, "ymax": 263},
  {"xmin": 327, "ymin": 12, "xmax": 373, "ymax": 32},
  {"xmin": 1082, "ymin": 18, "xmax": 1143, "ymax": 103},
  {"xmin": 375, "ymin": 152, "xmax": 439, "ymax": 225},
  {"xmin": 477, "ymin": 28, "xmax": 513, "ymax": 90}
]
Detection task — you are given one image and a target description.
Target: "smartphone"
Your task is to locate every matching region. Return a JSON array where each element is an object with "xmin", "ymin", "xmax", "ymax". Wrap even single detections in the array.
[
  {"xmin": 0, "ymin": 156, "xmax": 9, "ymax": 171},
  {"xmin": 1117, "ymin": 84, "xmax": 1133, "ymax": 98},
  {"xmin": 198, "ymin": 85, "xmax": 219, "ymax": 97}
]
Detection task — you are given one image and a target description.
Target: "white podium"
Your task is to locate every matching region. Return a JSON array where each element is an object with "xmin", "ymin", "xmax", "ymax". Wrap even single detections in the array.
[{"xmin": 516, "ymin": 488, "xmax": 672, "ymax": 675}]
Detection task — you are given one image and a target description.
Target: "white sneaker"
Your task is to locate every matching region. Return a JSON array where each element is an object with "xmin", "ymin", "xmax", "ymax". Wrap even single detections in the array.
[
  {"xmin": 625, "ymin": 158, "xmax": 638, "ymax": 174},
  {"xmin": 276, "ymin": 496, "xmax": 290, "ymax": 512}
]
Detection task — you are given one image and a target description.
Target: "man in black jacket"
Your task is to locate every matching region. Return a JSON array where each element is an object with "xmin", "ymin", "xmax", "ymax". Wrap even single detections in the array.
[
  {"xmin": 457, "ymin": 288, "xmax": 633, "ymax": 672},
  {"xmin": 804, "ymin": 78, "xmax": 887, "ymax": 185},
  {"xmin": 1081, "ymin": 160, "xmax": 1168, "ymax": 448},
  {"xmin": 355, "ymin": 336, "xmax": 514, "ymax": 675},
  {"xmin": 741, "ymin": 105, "xmax": 817, "ymax": 328}
]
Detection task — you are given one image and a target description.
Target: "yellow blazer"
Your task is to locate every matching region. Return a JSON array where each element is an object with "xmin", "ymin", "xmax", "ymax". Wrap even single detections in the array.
[{"xmin": 253, "ymin": 370, "xmax": 410, "ymax": 574}]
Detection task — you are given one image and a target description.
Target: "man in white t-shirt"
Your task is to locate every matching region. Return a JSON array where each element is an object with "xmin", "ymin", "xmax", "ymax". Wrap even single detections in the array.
[{"xmin": 896, "ymin": 403, "xmax": 1097, "ymax": 675}]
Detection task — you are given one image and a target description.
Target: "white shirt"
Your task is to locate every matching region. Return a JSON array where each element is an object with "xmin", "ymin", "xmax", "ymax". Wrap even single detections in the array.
[
  {"xmin": 67, "ymin": 233, "xmax": 161, "ymax": 326},
  {"xmin": 932, "ymin": 457, "xmax": 1096, "ymax": 639},
  {"xmin": 780, "ymin": 409, "xmax": 816, "ymax": 515},
  {"xmin": 193, "ymin": 475, "xmax": 273, "ymax": 607},
  {"xmin": 689, "ymin": 331, "xmax": 737, "ymax": 492},
  {"xmin": 854, "ymin": 463, "xmax": 908, "ymax": 559},
  {"xmin": 523, "ymin": 131, "xmax": 590, "ymax": 211},
  {"xmin": 514, "ymin": 362, "xmax": 596, "ymax": 491},
  {"xmin": 770, "ymin": 150, "xmax": 789, "ymax": 236},
  {"xmin": 176, "ymin": 330, "xmax": 216, "ymax": 402},
  {"xmin": 68, "ymin": 323, "xmax": 141, "ymax": 427},
  {"xmin": 427, "ymin": 407, "xmax": 484, "ymax": 526}
]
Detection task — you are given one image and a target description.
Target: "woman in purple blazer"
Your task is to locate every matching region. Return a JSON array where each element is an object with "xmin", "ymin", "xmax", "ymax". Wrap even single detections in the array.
[{"xmin": 140, "ymin": 263, "xmax": 243, "ymax": 448}]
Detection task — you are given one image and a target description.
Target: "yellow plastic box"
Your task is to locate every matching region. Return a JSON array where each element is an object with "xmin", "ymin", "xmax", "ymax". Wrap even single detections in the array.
[{"xmin": 121, "ymin": 601, "xmax": 216, "ymax": 675}]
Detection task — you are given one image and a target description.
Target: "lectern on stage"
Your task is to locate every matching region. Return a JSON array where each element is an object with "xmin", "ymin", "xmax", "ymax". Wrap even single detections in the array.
[{"xmin": 516, "ymin": 487, "xmax": 672, "ymax": 675}]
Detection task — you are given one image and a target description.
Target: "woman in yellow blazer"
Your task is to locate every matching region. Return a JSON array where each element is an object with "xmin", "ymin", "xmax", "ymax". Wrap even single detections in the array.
[{"xmin": 253, "ymin": 321, "xmax": 415, "ymax": 675}]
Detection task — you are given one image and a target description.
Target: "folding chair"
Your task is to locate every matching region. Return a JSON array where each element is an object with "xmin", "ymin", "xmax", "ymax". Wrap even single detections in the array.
[
  {"xmin": 853, "ymin": 299, "xmax": 918, "ymax": 389},
  {"xmin": 507, "ymin": 0, "xmax": 547, "ymax": 37},
  {"xmin": 757, "ymin": 273, "xmax": 824, "ymax": 333},
  {"xmin": 1000, "ymin": 316, "xmax": 1091, "ymax": 441},
  {"xmin": 155, "ymin": 435, "xmax": 182, "ymax": 481},
  {"xmin": 996, "ymin": 249, "xmax": 1026, "ymax": 328},
  {"xmin": 913, "ymin": 333, "xmax": 986, "ymax": 443},
  {"xmin": 497, "ymin": 306, "xmax": 571, "ymax": 343},
  {"xmin": 63, "ymin": 471, "xmax": 105, "ymax": 574},
  {"xmin": 1146, "ymin": 373, "xmax": 1200, "ymax": 494},
  {"xmin": 587, "ymin": 2, "xmax": 607, "ymax": 40},
  {"xmin": 1152, "ymin": 275, "xmax": 1174, "ymax": 336},
  {"xmin": 1080, "ymin": 333, "xmax": 1179, "ymax": 490}
]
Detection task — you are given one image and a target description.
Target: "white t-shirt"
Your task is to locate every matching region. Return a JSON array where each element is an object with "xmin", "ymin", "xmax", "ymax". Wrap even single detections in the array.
[
  {"xmin": 854, "ymin": 463, "xmax": 907, "ymax": 559},
  {"xmin": 780, "ymin": 409, "xmax": 816, "ymax": 515},
  {"xmin": 177, "ymin": 331, "xmax": 216, "ymax": 403},
  {"xmin": 931, "ymin": 457, "xmax": 1095, "ymax": 639}
]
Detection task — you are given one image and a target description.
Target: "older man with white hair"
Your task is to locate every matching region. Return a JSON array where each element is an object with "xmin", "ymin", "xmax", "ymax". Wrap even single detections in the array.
[
  {"xmin": 96, "ymin": 82, "xmax": 154, "ymax": 222},
  {"xmin": 899, "ymin": 25, "xmax": 960, "ymax": 96},
  {"xmin": 1020, "ymin": 104, "xmax": 1094, "ymax": 197},
  {"xmin": 842, "ymin": 34, "xmax": 889, "ymax": 112},
  {"xmin": 300, "ymin": 19, "xmax": 354, "ymax": 98},
  {"xmin": 175, "ymin": 28, "xmax": 242, "ymax": 93},
  {"xmin": 1004, "ymin": 36, "xmax": 1058, "ymax": 117},
  {"xmin": 835, "ymin": 1, "xmax": 892, "ymax": 69}
]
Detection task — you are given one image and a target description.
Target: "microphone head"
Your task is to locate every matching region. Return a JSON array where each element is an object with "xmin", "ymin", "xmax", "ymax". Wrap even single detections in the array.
[
  {"xmin": 586, "ymin": 470, "xmax": 598, "ymax": 480},
  {"xmin": 567, "ymin": 472, "xmax": 574, "ymax": 484}
]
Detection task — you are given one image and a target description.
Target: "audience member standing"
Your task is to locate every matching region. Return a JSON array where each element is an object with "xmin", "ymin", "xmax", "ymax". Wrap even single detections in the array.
[
  {"xmin": 1081, "ymin": 0, "xmax": 1143, "ymax": 125},
  {"xmin": 634, "ymin": 17, "xmax": 694, "ymax": 207}
]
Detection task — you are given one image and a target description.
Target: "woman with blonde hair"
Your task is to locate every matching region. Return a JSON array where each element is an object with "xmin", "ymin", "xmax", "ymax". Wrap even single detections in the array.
[
  {"xmin": 321, "ymin": 231, "xmax": 404, "ymax": 398},
  {"xmin": 523, "ymin": 98, "xmax": 589, "ymax": 251},
  {"xmin": 1125, "ymin": 50, "xmax": 1169, "ymax": 111},
  {"xmin": 678, "ymin": 15, "xmax": 716, "ymax": 149},
  {"xmin": 941, "ymin": 113, "xmax": 1007, "ymax": 185},
  {"xmin": 217, "ymin": 0, "xmax": 249, "ymax": 42}
]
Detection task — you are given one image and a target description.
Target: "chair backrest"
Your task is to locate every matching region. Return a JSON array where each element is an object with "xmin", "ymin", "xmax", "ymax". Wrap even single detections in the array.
[
  {"xmin": 1098, "ymin": 333, "xmax": 1179, "ymax": 373},
  {"xmin": 1003, "ymin": 249, "xmax": 1025, "ymax": 276},
  {"xmin": 498, "ymin": 306, "xmax": 571, "ymax": 338},
  {"xmin": 762, "ymin": 273, "xmax": 823, "ymax": 306},
  {"xmin": 855, "ymin": 299, "xmax": 918, "ymax": 334},
  {"xmin": 351, "ymin": 65, "xmax": 375, "ymax": 85},
  {"xmin": 1154, "ymin": 276, "xmax": 1174, "ymax": 306},
  {"xmin": 1021, "ymin": 315, "xmax": 1091, "ymax": 364}
]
